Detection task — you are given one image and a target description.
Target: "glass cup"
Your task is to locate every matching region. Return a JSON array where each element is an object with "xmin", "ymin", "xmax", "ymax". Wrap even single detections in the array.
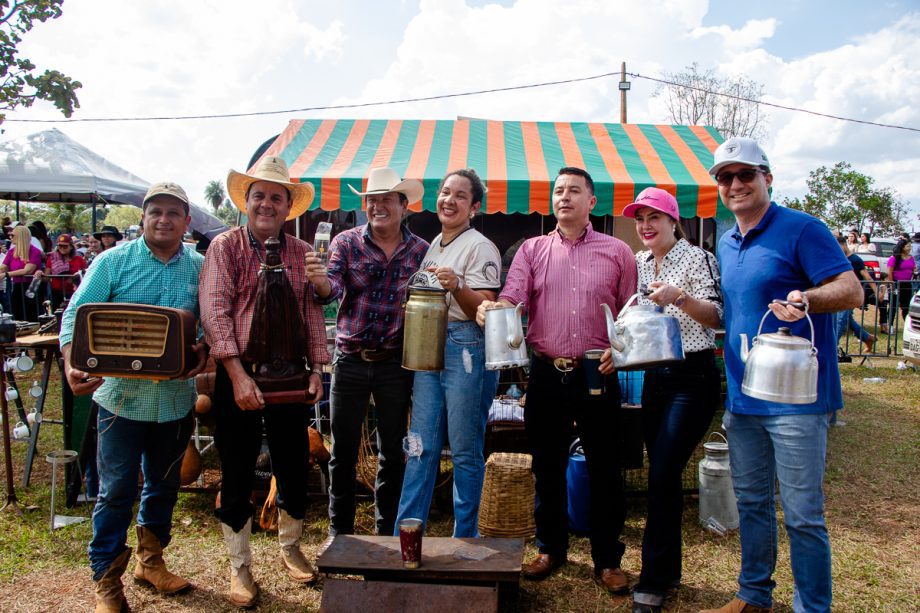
[
  {"xmin": 583, "ymin": 349, "xmax": 606, "ymax": 396},
  {"xmin": 398, "ymin": 518, "xmax": 423, "ymax": 569}
]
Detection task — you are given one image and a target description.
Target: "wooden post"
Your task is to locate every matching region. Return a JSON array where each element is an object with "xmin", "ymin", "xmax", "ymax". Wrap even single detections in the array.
[{"xmin": 620, "ymin": 62, "xmax": 628, "ymax": 124}]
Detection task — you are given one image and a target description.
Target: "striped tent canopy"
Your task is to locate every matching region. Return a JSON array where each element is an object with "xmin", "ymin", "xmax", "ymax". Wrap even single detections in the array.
[{"xmin": 255, "ymin": 119, "xmax": 730, "ymax": 219}]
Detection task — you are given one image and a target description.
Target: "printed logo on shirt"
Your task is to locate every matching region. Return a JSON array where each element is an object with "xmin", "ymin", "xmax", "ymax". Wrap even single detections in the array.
[
  {"xmin": 408, "ymin": 270, "xmax": 437, "ymax": 288},
  {"xmin": 481, "ymin": 261, "xmax": 500, "ymax": 286}
]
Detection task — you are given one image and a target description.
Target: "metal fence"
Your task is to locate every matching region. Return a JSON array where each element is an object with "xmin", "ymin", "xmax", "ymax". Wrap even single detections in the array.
[{"xmin": 837, "ymin": 280, "xmax": 917, "ymax": 360}]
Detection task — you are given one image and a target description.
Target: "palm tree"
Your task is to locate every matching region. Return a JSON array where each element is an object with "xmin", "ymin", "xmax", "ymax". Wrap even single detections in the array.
[{"xmin": 204, "ymin": 180, "xmax": 226, "ymax": 214}]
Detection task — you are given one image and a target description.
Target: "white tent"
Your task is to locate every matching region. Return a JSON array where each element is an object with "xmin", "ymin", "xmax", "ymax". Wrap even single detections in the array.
[{"xmin": 0, "ymin": 128, "xmax": 227, "ymax": 239}]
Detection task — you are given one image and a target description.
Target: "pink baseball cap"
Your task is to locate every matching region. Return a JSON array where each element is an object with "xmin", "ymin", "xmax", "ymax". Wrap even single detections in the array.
[{"xmin": 622, "ymin": 187, "xmax": 680, "ymax": 220}]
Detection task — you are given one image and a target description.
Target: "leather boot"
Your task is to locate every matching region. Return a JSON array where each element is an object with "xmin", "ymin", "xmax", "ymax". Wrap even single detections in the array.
[
  {"xmin": 278, "ymin": 510, "xmax": 317, "ymax": 584},
  {"xmin": 221, "ymin": 522, "xmax": 258, "ymax": 608},
  {"xmin": 94, "ymin": 548, "xmax": 132, "ymax": 613},
  {"xmin": 700, "ymin": 597, "xmax": 773, "ymax": 613},
  {"xmin": 133, "ymin": 525, "xmax": 191, "ymax": 594}
]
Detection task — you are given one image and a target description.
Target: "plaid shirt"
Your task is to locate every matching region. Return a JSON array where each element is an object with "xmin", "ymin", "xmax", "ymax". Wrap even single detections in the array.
[
  {"xmin": 59, "ymin": 238, "xmax": 204, "ymax": 423},
  {"xmin": 200, "ymin": 226, "xmax": 329, "ymax": 367},
  {"xmin": 317, "ymin": 224, "xmax": 428, "ymax": 354}
]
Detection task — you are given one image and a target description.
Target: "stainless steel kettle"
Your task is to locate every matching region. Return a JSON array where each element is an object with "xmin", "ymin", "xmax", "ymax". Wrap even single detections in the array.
[
  {"xmin": 602, "ymin": 293, "xmax": 685, "ymax": 370},
  {"xmin": 739, "ymin": 308, "xmax": 818, "ymax": 404},
  {"xmin": 484, "ymin": 303, "xmax": 529, "ymax": 370}
]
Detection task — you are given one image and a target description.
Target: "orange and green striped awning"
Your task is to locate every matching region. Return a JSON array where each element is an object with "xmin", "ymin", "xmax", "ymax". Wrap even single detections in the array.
[{"xmin": 255, "ymin": 119, "xmax": 730, "ymax": 219}]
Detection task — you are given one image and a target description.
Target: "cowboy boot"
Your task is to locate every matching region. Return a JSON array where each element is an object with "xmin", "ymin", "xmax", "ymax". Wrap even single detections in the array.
[
  {"xmin": 94, "ymin": 548, "xmax": 132, "ymax": 613},
  {"xmin": 278, "ymin": 510, "xmax": 317, "ymax": 584},
  {"xmin": 700, "ymin": 597, "xmax": 773, "ymax": 613},
  {"xmin": 221, "ymin": 522, "xmax": 258, "ymax": 608},
  {"xmin": 133, "ymin": 525, "xmax": 191, "ymax": 594}
]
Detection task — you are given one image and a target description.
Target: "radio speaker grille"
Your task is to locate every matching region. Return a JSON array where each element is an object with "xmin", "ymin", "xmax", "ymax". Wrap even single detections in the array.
[{"xmin": 88, "ymin": 311, "xmax": 169, "ymax": 357}]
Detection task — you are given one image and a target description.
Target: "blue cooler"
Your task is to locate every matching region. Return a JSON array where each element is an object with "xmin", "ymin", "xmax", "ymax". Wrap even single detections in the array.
[{"xmin": 566, "ymin": 441, "xmax": 591, "ymax": 535}]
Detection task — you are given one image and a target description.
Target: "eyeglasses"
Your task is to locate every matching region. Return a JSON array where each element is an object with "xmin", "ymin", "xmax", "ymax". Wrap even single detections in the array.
[{"xmin": 715, "ymin": 168, "xmax": 765, "ymax": 186}]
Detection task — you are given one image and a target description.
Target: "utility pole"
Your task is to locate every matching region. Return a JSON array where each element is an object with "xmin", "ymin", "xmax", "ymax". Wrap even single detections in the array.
[{"xmin": 618, "ymin": 62, "xmax": 631, "ymax": 124}]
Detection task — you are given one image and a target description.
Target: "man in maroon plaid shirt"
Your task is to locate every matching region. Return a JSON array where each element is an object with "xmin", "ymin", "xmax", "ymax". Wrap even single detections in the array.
[
  {"xmin": 200, "ymin": 156, "xmax": 329, "ymax": 607},
  {"xmin": 306, "ymin": 167, "xmax": 428, "ymax": 540}
]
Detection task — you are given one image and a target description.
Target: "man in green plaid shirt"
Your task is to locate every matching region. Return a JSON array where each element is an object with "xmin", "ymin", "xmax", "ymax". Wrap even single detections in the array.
[{"xmin": 59, "ymin": 182, "xmax": 207, "ymax": 613}]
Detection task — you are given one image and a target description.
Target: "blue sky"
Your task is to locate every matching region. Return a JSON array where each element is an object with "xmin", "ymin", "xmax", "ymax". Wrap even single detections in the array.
[{"xmin": 3, "ymin": 0, "xmax": 918, "ymax": 229}]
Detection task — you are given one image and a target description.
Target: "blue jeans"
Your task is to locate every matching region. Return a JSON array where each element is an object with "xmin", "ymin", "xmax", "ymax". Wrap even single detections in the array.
[
  {"xmin": 395, "ymin": 321, "xmax": 498, "ymax": 537},
  {"xmin": 89, "ymin": 406, "xmax": 193, "ymax": 580},
  {"xmin": 834, "ymin": 310, "xmax": 870, "ymax": 344},
  {"xmin": 328, "ymin": 352, "xmax": 413, "ymax": 536},
  {"xmin": 634, "ymin": 350, "xmax": 720, "ymax": 606},
  {"xmin": 723, "ymin": 411, "xmax": 832, "ymax": 612}
]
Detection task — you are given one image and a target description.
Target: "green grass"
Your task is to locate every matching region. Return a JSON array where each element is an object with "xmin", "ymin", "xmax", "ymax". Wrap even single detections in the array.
[{"xmin": 0, "ymin": 360, "xmax": 917, "ymax": 611}]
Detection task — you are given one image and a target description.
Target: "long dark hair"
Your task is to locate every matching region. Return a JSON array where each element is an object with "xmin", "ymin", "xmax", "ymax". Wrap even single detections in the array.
[{"xmin": 893, "ymin": 239, "xmax": 909, "ymax": 270}]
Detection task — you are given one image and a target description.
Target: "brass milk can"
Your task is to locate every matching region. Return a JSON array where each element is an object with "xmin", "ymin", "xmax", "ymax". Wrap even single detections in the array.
[{"xmin": 402, "ymin": 286, "xmax": 448, "ymax": 371}]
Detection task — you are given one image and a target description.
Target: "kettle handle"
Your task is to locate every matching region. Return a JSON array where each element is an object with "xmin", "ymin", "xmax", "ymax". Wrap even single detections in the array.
[
  {"xmin": 755, "ymin": 307, "xmax": 816, "ymax": 350},
  {"xmin": 618, "ymin": 293, "xmax": 641, "ymax": 319},
  {"xmin": 706, "ymin": 431, "xmax": 728, "ymax": 445}
]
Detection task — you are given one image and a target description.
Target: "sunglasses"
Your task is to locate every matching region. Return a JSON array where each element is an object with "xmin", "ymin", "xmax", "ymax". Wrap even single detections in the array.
[
  {"xmin": 57, "ymin": 244, "xmax": 71, "ymax": 248},
  {"xmin": 715, "ymin": 168, "xmax": 766, "ymax": 186}
]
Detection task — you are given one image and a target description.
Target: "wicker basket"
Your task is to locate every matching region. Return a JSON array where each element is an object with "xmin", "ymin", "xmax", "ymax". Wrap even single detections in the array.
[{"xmin": 478, "ymin": 452, "xmax": 535, "ymax": 538}]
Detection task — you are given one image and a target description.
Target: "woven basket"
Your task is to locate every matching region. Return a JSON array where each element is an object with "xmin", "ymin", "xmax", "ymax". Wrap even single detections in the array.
[{"xmin": 478, "ymin": 452, "xmax": 535, "ymax": 538}]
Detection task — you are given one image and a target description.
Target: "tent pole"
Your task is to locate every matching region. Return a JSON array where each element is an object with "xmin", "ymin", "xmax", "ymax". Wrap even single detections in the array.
[
  {"xmin": 15, "ymin": 197, "xmax": 19, "ymax": 222},
  {"xmin": 91, "ymin": 194, "xmax": 97, "ymax": 232}
]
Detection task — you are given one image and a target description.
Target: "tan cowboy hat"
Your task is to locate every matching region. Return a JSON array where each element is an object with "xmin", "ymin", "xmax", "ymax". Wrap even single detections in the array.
[
  {"xmin": 348, "ymin": 167, "xmax": 424, "ymax": 204},
  {"xmin": 227, "ymin": 156, "xmax": 315, "ymax": 221}
]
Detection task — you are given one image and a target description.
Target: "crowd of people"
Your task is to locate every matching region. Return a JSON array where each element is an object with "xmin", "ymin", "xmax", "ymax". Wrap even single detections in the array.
[{"xmin": 48, "ymin": 137, "xmax": 911, "ymax": 613}]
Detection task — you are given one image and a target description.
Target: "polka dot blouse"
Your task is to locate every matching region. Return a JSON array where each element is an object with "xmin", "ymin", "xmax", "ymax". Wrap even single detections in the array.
[{"xmin": 635, "ymin": 238, "xmax": 723, "ymax": 353}]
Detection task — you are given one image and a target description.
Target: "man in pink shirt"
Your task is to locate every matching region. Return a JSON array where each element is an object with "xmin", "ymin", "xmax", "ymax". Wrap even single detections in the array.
[{"xmin": 477, "ymin": 167, "xmax": 636, "ymax": 593}]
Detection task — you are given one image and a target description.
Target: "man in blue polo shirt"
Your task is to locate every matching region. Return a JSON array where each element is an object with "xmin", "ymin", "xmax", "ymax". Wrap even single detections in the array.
[{"xmin": 703, "ymin": 138, "xmax": 862, "ymax": 613}]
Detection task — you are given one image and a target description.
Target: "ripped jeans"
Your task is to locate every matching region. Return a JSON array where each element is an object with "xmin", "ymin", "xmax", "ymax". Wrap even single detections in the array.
[
  {"xmin": 395, "ymin": 321, "xmax": 498, "ymax": 537},
  {"xmin": 89, "ymin": 406, "xmax": 193, "ymax": 579}
]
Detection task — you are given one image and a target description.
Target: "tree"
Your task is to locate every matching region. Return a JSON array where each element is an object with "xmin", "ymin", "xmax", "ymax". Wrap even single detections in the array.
[
  {"xmin": 101, "ymin": 204, "xmax": 141, "ymax": 233},
  {"xmin": 0, "ymin": 0, "xmax": 81, "ymax": 124},
  {"xmin": 216, "ymin": 198, "xmax": 240, "ymax": 227},
  {"xmin": 783, "ymin": 162, "xmax": 909, "ymax": 235},
  {"xmin": 204, "ymin": 180, "xmax": 225, "ymax": 214},
  {"xmin": 653, "ymin": 62, "xmax": 767, "ymax": 140}
]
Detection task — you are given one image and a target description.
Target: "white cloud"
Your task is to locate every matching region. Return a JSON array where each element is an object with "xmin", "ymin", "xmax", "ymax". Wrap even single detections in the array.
[{"xmin": 0, "ymin": 0, "xmax": 917, "ymax": 229}]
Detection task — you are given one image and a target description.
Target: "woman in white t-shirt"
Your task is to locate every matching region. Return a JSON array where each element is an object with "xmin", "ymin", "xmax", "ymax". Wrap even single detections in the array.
[{"xmin": 395, "ymin": 168, "xmax": 501, "ymax": 537}]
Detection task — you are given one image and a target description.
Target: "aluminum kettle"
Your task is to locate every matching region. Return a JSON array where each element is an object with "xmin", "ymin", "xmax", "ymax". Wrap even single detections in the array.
[
  {"xmin": 484, "ymin": 303, "xmax": 529, "ymax": 370},
  {"xmin": 739, "ymin": 308, "xmax": 818, "ymax": 404},
  {"xmin": 602, "ymin": 293, "xmax": 684, "ymax": 370}
]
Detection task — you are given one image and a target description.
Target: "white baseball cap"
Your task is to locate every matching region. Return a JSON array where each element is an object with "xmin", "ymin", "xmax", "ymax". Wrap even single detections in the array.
[{"xmin": 708, "ymin": 137, "xmax": 770, "ymax": 177}]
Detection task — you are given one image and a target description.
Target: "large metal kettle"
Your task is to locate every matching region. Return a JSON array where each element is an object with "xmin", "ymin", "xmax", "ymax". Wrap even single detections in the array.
[
  {"xmin": 484, "ymin": 303, "xmax": 529, "ymax": 370},
  {"xmin": 602, "ymin": 293, "xmax": 684, "ymax": 370},
  {"xmin": 739, "ymin": 308, "xmax": 818, "ymax": 404}
]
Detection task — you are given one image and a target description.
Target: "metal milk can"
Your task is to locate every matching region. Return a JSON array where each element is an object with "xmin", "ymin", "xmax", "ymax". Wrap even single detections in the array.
[
  {"xmin": 402, "ymin": 286, "xmax": 448, "ymax": 371},
  {"xmin": 698, "ymin": 432, "xmax": 739, "ymax": 530},
  {"xmin": 484, "ymin": 303, "xmax": 529, "ymax": 370}
]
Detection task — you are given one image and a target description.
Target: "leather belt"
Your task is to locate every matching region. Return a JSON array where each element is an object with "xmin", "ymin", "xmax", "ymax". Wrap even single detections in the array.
[
  {"xmin": 532, "ymin": 350, "xmax": 581, "ymax": 372},
  {"xmin": 357, "ymin": 347, "xmax": 399, "ymax": 362}
]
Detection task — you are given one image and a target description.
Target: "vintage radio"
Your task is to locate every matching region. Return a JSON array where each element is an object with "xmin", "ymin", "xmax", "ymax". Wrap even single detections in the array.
[{"xmin": 71, "ymin": 303, "xmax": 197, "ymax": 380}]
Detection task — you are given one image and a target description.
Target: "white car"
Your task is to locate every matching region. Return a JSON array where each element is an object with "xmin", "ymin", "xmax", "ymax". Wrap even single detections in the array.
[
  {"xmin": 854, "ymin": 238, "xmax": 897, "ymax": 279},
  {"xmin": 904, "ymin": 288, "xmax": 920, "ymax": 366}
]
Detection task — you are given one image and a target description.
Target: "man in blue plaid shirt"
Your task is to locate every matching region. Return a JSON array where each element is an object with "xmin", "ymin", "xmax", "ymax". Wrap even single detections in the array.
[{"xmin": 60, "ymin": 182, "xmax": 206, "ymax": 613}]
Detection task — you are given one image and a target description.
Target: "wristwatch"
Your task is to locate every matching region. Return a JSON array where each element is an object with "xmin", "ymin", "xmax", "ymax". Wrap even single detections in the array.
[{"xmin": 674, "ymin": 289, "xmax": 687, "ymax": 308}]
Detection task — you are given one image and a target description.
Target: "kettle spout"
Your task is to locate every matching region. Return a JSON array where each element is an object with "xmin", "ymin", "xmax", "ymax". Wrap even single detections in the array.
[
  {"xmin": 602, "ymin": 303, "xmax": 625, "ymax": 352},
  {"xmin": 739, "ymin": 333, "xmax": 750, "ymax": 363},
  {"xmin": 507, "ymin": 303, "xmax": 525, "ymax": 349}
]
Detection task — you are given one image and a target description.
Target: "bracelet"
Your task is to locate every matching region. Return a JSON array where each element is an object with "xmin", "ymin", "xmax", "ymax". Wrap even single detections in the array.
[
  {"xmin": 451, "ymin": 276, "xmax": 465, "ymax": 293},
  {"xmin": 673, "ymin": 289, "xmax": 687, "ymax": 308},
  {"xmin": 311, "ymin": 366, "xmax": 324, "ymax": 376}
]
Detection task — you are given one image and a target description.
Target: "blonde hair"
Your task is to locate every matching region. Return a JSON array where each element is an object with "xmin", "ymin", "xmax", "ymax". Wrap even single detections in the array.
[{"xmin": 11, "ymin": 226, "xmax": 32, "ymax": 261}]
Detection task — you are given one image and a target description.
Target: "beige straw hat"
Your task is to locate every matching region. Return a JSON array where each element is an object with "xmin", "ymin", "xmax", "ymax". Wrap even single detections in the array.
[{"xmin": 227, "ymin": 156, "xmax": 315, "ymax": 221}]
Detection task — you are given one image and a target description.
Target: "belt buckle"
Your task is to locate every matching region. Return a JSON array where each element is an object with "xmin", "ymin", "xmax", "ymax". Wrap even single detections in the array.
[
  {"xmin": 360, "ymin": 349, "xmax": 378, "ymax": 361},
  {"xmin": 553, "ymin": 357, "xmax": 575, "ymax": 372}
]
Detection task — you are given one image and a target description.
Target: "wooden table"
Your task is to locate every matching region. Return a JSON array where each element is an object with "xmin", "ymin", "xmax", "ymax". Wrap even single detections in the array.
[
  {"xmin": 1, "ymin": 334, "xmax": 64, "ymax": 487},
  {"xmin": 317, "ymin": 535, "xmax": 524, "ymax": 613}
]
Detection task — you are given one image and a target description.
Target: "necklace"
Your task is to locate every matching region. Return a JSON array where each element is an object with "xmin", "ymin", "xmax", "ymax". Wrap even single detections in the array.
[{"xmin": 439, "ymin": 225, "xmax": 473, "ymax": 252}]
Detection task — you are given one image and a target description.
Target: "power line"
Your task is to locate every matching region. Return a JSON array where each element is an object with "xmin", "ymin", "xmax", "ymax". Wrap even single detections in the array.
[{"xmin": 4, "ymin": 69, "xmax": 918, "ymax": 133}]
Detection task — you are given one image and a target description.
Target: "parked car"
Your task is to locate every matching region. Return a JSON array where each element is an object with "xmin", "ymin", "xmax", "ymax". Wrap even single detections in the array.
[
  {"xmin": 903, "ymin": 288, "xmax": 920, "ymax": 366},
  {"xmin": 855, "ymin": 238, "xmax": 898, "ymax": 279}
]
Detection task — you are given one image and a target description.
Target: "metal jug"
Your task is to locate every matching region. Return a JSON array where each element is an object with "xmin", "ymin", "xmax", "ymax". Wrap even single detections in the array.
[
  {"xmin": 402, "ymin": 286, "xmax": 448, "ymax": 371},
  {"xmin": 602, "ymin": 294, "xmax": 684, "ymax": 370},
  {"xmin": 739, "ymin": 308, "xmax": 818, "ymax": 404},
  {"xmin": 484, "ymin": 303, "xmax": 529, "ymax": 370},
  {"xmin": 698, "ymin": 432, "xmax": 739, "ymax": 531}
]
